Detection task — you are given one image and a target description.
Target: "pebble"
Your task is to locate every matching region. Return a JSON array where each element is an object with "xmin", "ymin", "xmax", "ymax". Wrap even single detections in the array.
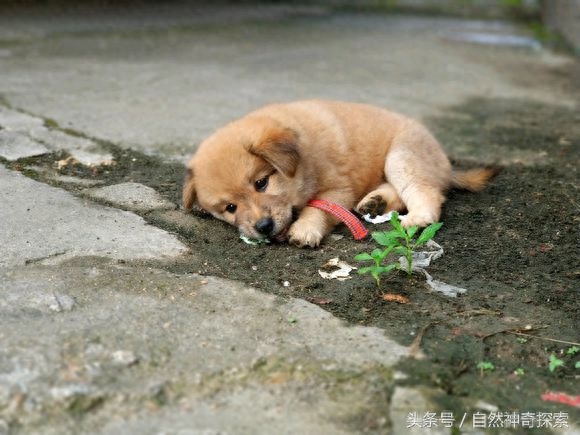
[
  {"xmin": 48, "ymin": 293, "xmax": 75, "ymax": 312},
  {"xmin": 111, "ymin": 350, "xmax": 139, "ymax": 367}
]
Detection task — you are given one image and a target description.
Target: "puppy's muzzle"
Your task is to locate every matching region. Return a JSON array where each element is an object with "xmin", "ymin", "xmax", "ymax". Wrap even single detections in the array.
[{"xmin": 255, "ymin": 218, "xmax": 275, "ymax": 236}]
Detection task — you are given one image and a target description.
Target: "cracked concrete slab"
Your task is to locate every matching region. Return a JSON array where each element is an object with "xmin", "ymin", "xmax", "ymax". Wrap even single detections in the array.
[
  {"xmin": 85, "ymin": 182, "xmax": 176, "ymax": 212},
  {"xmin": 0, "ymin": 262, "xmax": 407, "ymax": 434},
  {"xmin": 0, "ymin": 130, "xmax": 49, "ymax": 160},
  {"xmin": 29, "ymin": 128, "xmax": 113, "ymax": 166},
  {"xmin": 0, "ymin": 166, "xmax": 188, "ymax": 267},
  {"xmin": 0, "ymin": 106, "xmax": 113, "ymax": 165},
  {"xmin": 0, "ymin": 106, "xmax": 44, "ymax": 132}
]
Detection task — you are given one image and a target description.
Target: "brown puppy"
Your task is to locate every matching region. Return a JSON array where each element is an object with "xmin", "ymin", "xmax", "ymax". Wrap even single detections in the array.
[{"xmin": 183, "ymin": 100, "xmax": 497, "ymax": 247}]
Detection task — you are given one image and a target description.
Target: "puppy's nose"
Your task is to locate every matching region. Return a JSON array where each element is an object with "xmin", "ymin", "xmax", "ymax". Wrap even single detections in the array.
[{"xmin": 255, "ymin": 218, "xmax": 274, "ymax": 236}]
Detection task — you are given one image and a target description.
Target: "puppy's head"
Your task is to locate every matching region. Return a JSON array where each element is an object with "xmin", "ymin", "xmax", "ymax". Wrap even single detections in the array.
[{"xmin": 183, "ymin": 116, "xmax": 305, "ymax": 241}]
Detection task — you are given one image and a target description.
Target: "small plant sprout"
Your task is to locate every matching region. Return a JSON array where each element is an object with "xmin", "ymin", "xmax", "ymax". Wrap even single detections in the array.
[
  {"xmin": 575, "ymin": 361, "xmax": 580, "ymax": 369},
  {"xmin": 355, "ymin": 212, "xmax": 443, "ymax": 287},
  {"xmin": 548, "ymin": 354, "xmax": 565, "ymax": 373},
  {"xmin": 353, "ymin": 247, "xmax": 398, "ymax": 288},
  {"xmin": 514, "ymin": 368, "xmax": 525, "ymax": 376},
  {"xmin": 477, "ymin": 361, "xmax": 495, "ymax": 375},
  {"xmin": 566, "ymin": 346, "xmax": 579, "ymax": 356}
]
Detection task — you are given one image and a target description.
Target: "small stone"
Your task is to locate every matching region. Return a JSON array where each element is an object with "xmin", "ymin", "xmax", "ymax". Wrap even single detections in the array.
[
  {"xmin": 111, "ymin": 350, "xmax": 139, "ymax": 367},
  {"xmin": 393, "ymin": 371, "xmax": 409, "ymax": 381},
  {"xmin": 474, "ymin": 400, "xmax": 498, "ymax": 412},
  {"xmin": 50, "ymin": 383, "xmax": 92, "ymax": 401},
  {"xmin": 48, "ymin": 293, "xmax": 75, "ymax": 312}
]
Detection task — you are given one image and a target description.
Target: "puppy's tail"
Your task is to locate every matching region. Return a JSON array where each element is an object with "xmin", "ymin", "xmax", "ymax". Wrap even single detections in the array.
[{"xmin": 451, "ymin": 165, "xmax": 501, "ymax": 192}]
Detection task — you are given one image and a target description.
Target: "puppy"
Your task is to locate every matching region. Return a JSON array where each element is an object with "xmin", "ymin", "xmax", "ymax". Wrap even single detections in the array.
[{"xmin": 182, "ymin": 100, "xmax": 497, "ymax": 247}]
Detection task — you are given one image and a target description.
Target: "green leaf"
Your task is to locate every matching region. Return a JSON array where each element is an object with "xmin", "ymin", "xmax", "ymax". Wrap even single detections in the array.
[
  {"xmin": 371, "ymin": 231, "xmax": 400, "ymax": 246},
  {"xmin": 389, "ymin": 212, "xmax": 407, "ymax": 238},
  {"xmin": 548, "ymin": 354, "xmax": 564, "ymax": 372},
  {"xmin": 377, "ymin": 264, "xmax": 398, "ymax": 274},
  {"xmin": 371, "ymin": 248, "xmax": 384, "ymax": 260},
  {"xmin": 358, "ymin": 266, "xmax": 375, "ymax": 275},
  {"xmin": 381, "ymin": 244, "xmax": 396, "ymax": 257},
  {"xmin": 406, "ymin": 226, "xmax": 419, "ymax": 239},
  {"xmin": 476, "ymin": 361, "xmax": 495, "ymax": 371},
  {"xmin": 354, "ymin": 252, "xmax": 373, "ymax": 262},
  {"xmin": 393, "ymin": 246, "xmax": 408, "ymax": 256},
  {"xmin": 415, "ymin": 222, "xmax": 443, "ymax": 246},
  {"xmin": 388, "ymin": 228, "xmax": 405, "ymax": 239}
]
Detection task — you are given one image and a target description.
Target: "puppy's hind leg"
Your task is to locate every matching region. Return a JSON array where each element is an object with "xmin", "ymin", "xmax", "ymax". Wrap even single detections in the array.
[
  {"xmin": 396, "ymin": 181, "xmax": 445, "ymax": 228},
  {"xmin": 355, "ymin": 183, "xmax": 405, "ymax": 217},
  {"xmin": 386, "ymin": 125, "xmax": 452, "ymax": 228}
]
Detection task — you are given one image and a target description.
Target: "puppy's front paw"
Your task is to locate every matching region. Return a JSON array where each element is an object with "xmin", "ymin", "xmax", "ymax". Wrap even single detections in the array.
[
  {"xmin": 356, "ymin": 195, "xmax": 387, "ymax": 217},
  {"xmin": 287, "ymin": 222, "xmax": 323, "ymax": 248}
]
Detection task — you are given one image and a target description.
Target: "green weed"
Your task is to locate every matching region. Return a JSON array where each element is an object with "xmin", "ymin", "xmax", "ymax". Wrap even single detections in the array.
[
  {"xmin": 477, "ymin": 361, "xmax": 495, "ymax": 375},
  {"xmin": 548, "ymin": 354, "xmax": 565, "ymax": 373},
  {"xmin": 355, "ymin": 212, "xmax": 442, "ymax": 287}
]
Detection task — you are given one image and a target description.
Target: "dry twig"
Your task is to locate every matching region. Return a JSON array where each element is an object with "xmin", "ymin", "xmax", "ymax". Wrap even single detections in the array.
[{"xmin": 408, "ymin": 321, "xmax": 439, "ymax": 359}]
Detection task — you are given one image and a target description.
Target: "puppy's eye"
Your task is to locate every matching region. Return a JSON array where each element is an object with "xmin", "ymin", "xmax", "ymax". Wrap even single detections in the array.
[
  {"xmin": 225, "ymin": 203, "xmax": 237, "ymax": 213},
  {"xmin": 255, "ymin": 176, "xmax": 269, "ymax": 192}
]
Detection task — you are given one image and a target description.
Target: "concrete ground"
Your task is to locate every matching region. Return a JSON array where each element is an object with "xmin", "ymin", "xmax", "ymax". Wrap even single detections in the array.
[{"xmin": 0, "ymin": 3, "xmax": 578, "ymax": 434}]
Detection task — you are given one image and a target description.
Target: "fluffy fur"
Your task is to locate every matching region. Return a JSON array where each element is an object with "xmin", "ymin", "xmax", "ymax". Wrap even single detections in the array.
[{"xmin": 183, "ymin": 100, "xmax": 498, "ymax": 247}]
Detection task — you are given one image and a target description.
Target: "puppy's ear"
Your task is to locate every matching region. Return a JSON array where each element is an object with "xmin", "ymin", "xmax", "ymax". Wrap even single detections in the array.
[
  {"xmin": 248, "ymin": 127, "xmax": 299, "ymax": 177},
  {"xmin": 182, "ymin": 167, "xmax": 196, "ymax": 211}
]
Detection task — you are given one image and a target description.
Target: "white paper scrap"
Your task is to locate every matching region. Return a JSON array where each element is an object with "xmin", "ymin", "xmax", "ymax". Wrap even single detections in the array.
[{"xmin": 318, "ymin": 257, "xmax": 357, "ymax": 281}]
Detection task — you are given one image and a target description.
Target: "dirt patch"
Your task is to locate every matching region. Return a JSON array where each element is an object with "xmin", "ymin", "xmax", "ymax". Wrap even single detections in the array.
[{"xmin": 9, "ymin": 96, "xmax": 580, "ymax": 427}]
